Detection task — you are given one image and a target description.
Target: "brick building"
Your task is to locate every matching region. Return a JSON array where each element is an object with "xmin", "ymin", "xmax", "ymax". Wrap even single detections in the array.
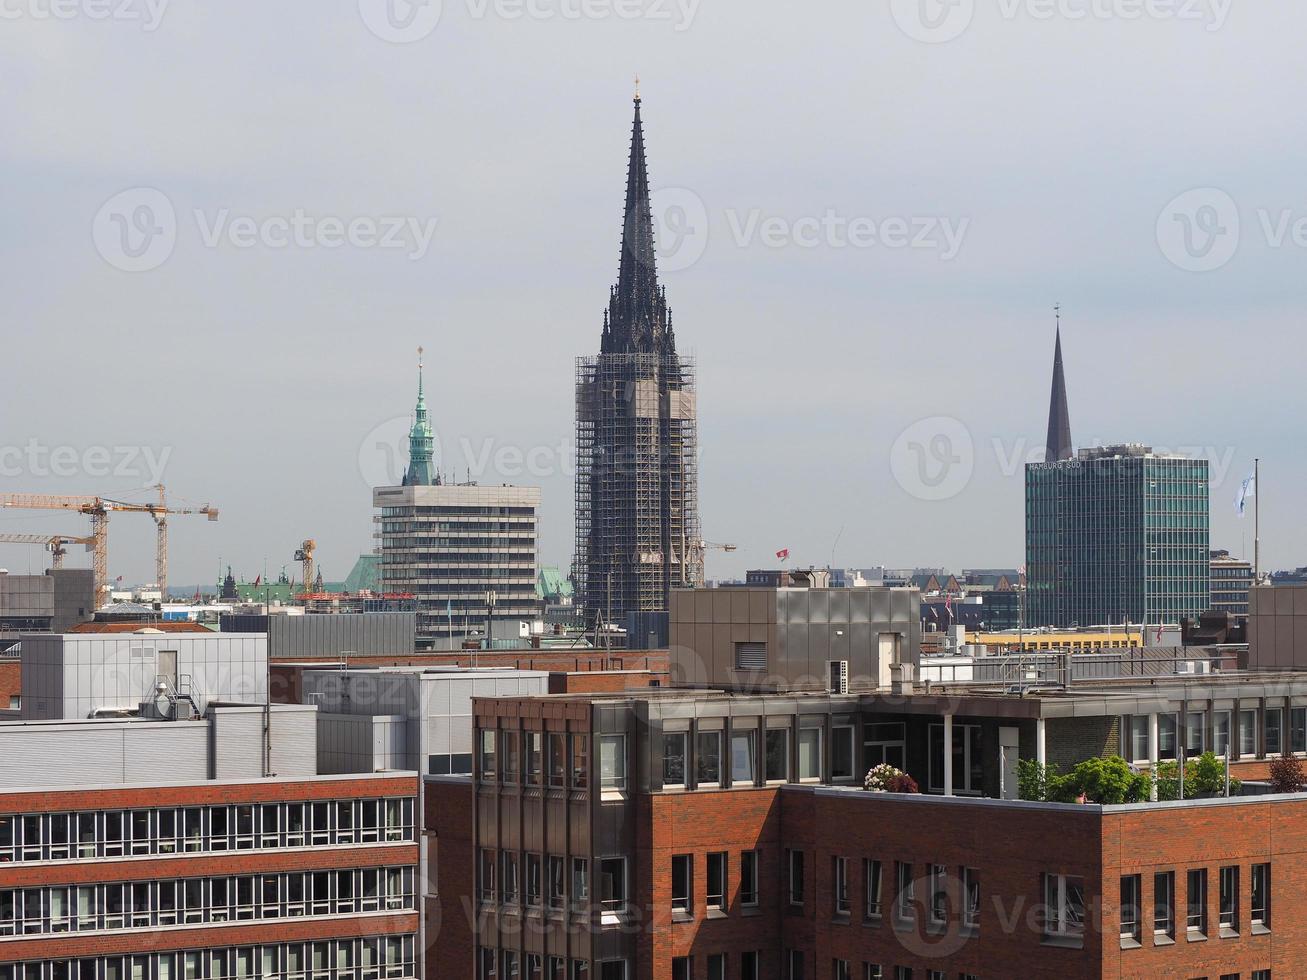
[{"xmin": 426, "ymin": 673, "xmax": 1307, "ymax": 979}]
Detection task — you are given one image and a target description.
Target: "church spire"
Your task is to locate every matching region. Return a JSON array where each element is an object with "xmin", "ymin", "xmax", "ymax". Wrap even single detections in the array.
[
  {"xmin": 605, "ymin": 83, "xmax": 671, "ymax": 356},
  {"xmin": 1045, "ymin": 305, "xmax": 1073, "ymax": 463},
  {"xmin": 404, "ymin": 346, "xmax": 437, "ymax": 486}
]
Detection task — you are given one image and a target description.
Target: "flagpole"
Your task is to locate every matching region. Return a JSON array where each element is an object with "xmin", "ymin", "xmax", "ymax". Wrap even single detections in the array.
[{"xmin": 1254, "ymin": 457, "xmax": 1261, "ymax": 583}]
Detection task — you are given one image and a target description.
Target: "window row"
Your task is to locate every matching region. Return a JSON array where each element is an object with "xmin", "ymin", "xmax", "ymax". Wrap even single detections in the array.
[
  {"xmin": 670, "ymin": 851, "xmax": 760, "ymax": 916},
  {"xmin": 1119, "ymin": 863, "xmax": 1270, "ymax": 947},
  {"xmin": 478, "ymin": 731, "xmax": 592, "ymax": 790},
  {"xmin": 0, "ymin": 799, "xmax": 415, "ymax": 864},
  {"xmin": 0, "ymin": 868, "xmax": 415, "ymax": 936},
  {"xmin": 476, "ymin": 851, "xmax": 626, "ymax": 914},
  {"xmin": 0, "ymin": 936, "xmax": 416, "ymax": 980},
  {"xmin": 476, "ymin": 952, "xmax": 623, "ymax": 980},
  {"xmin": 1123, "ymin": 707, "xmax": 1307, "ymax": 762},
  {"xmin": 785, "ymin": 852, "xmax": 979, "ymax": 932},
  {"xmin": 779, "ymin": 953, "xmax": 979, "ymax": 980}
]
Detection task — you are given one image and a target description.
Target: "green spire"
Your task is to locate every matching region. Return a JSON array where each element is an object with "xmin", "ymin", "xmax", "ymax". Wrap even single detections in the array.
[{"xmin": 404, "ymin": 345, "xmax": 437, "ymax": 486}]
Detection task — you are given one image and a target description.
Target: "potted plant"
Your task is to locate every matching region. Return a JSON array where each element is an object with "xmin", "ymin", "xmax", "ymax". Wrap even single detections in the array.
[{"xmin": 864, "ymin": 764, "xmax": 919, "ymax": 794}]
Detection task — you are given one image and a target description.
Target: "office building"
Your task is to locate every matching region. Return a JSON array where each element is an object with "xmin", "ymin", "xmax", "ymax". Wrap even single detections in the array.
[
  {"xmin": 0, "ymin": 569, "xmax": 94, "ymax": 649},
  {"xmin": 573, "ymin": 91, "xmax": 701, "ymax": 625},
  {"xmin": 1026, "ymin": 445, "xmax": 1210, "ymax": 628},
  {"xmin": 1211, "ymin": 549, "xmax": 1254, "ymax": 617}
]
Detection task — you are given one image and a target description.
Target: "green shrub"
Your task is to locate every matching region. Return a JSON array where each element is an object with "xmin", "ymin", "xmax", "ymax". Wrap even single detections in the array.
[{"xmin": 1071, "ymin": 756, "xmax": 1150, "ymax": 804}]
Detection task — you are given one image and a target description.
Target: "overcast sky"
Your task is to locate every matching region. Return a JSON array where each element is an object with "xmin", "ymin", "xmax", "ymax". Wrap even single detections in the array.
[{"xmin": 1, "ymin": 0, "xmax": 1301, "ymax": 588}]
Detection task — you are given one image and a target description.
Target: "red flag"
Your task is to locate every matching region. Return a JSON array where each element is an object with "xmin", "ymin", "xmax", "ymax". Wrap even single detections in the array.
[
  {"xmin": 775, "ymin": 548, "xmax": 790, "ymax": 562},
  {"xmin": 1155, "ymin": 624, "xmax": 1164, "ymax": 643},
  {"xmin": 253, "ymin": 574, "xmax": 262, "ymax": 587}
]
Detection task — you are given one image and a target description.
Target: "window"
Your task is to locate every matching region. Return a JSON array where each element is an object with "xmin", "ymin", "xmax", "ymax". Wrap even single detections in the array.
[
  {"xmin": 696, "ymin": 730, "xmax": 722, "ymax": 786},
  {"xmin": 962, "ymin": 867, "xmax": 979, "ymax": 930},
  {"xmin": 831, "ymin": 725, "xmax": 855, "ymax": 781},
  {"xmin": 928, "ymin": 723, "xmax": 983, "ymax": 795},
  {"xmin": 765, "ymin": 729, "xmax": 789, "ymax": 782},
  {"xmin": 1129, "ymin": 716, "xmax": 1150, "ymax": 762},
  {"xmin": 549, "ymin": 734, "xmax": 567, "ymax": 788},
  {"xmin": 895, "ymin": 862, "xmax": 914, "ymax": 921},
  {"xmin": 798, "ymin": 728, "xmax": 822, "ymax": 780},
  {"xmin": 740, "ymin": 850, "xmax": 759, "ymax": 907},
  {"xmin": 663, "ymin": 732, "xmax": 687, "ymax": 788},
  {"xmin": 598, "ymin": 735, "xmax": 626, "ymax": 790},
  {"xmin": 503, "ymin": 953, "xmax": 520, "ymax": 980},
  {"xmin": 1159, "ymin": 714, "xmax": 1177, "ymax": 760},
  {"xmin": 927, "ymin": 864, "xmax": 947, "ymax": 926},
  {"xmin": 864, "ymin": 860, "xmax": 883, "ymax": 919},
  {"xmin": 731, "ymin": 730, "xmax": 756, "ymax": 785},
  {"xmin": 707, "ymin": 852, "xmax": 727, "ymax": 910},
  {"xmin": 1293, "ymin": 707, "xmax": 1307, "ymax": 754},
  {"xmin": 479, "ymin": 730, "xmax": 497, "ymax": 782},
  {"xmin": 597, "ymin": 964, "xmax": 624, "ymax": 980},
  {"xmin": 526, "ymin": 732, "xmax": 543, "ymax": 786},
  {"xmin": 1153, "ymin": 871, "xmax": 1174, "ymax": 941},
  {"xmin": 864, "ymin": 723, "xmax": 906, "ymax": 772},
  {"xmin": 571, "ymin": 858, "xmax": 588, "ymax": 908},
  {"xmin": 571, "ymin": 733, "xmax": 588, "ymax": 788},
  {"xmin": 1240, "ymin": 709, "xmax": 1258, "ymax": 758},
  {"xmin": 598, "ymin": 858, "xmax": 626, "ymax": 913},
  {"xmin": 834, "ymin": 857, "xmax": 850, "ymax": 916},
  {"xmin": 525, "ymin": 854, "xmax": 542, "ymax": 907},
  {"xmin": 1252, "ymin": 863, "xmax": 1270, "ymax": 931},
  {"xmin": 548, "ymin": 856, "xmax": 565, "ymax": 910},
  {"xmin": 479, "ymin": 949, "xmax": 497, "ymax": 980},
  {"xmin": 1266, "ymin": 708, "xmax": 1283, "ymax": 756},
  {"xmin": 671, "ymin": 855, "xmax": 692, "ymax": 915},
  {"xmin": 832, "ymin": 962, "xmax": 850, "ymax": 980},
  {"xmin": 502, "ymin": 853, "xmax": 520, "ymax": 905},
  {"xmin": 864, "ymin": 967, "xmax": 883, "ymax": 980},
  {"xmin": 787, "ymin": 951, "xmax": 803, "ymax": 980},
  {"xmin": 740, "ymin": 952, "xmax": 758, "ymax": 980},
  {"xmin": 1219, "ymin": 866, "xmax": 1239, "ymax": 934},
  {"xmin": 479, "ymin": 850, "xmax": 496, "ymax": 903},
  {"xmin": 1214, "ymin": 711, "xmax": 1231, "ymax": 757},
  {"xmin": 671, "ymin": 960, "xmax": 690, "ymax": 980},
  {"xmin": 1043, "ymin": 874, "xmax": 1085, "ymax": 943},
  {"xmin": 788, "ymin": 850, "xmax": 805, "ymax": 906},
  {"xmin": 1186, "ymin": 711, "xmax": 1205, "ymax": 755},
  {"xmin": 706, "ymin": 955, "xmax": 725, "ymax": 980},
  {"xmin": 1187, "ymin": 868, "xmax": 1207, "ymax": 936},
  {"xmin": 502, "ymin": 731, "xmax": 520, "ymax": 784}
]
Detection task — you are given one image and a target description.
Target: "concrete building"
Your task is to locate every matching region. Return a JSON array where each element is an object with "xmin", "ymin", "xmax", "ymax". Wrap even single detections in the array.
[
  {"xmin": 572, "ymin": 92, "xmax": 701, "ymax": 624},
  {"xmin": 15, "ymin": 631, "xmax": 267, "ymax": 720},
  {"xmin": 668, "ymin": 584, "xmax": 921, "ymax": 692},
  {"xmin": 1211, "ymin": 549, "xmax": 1254, "ymax": 617},
  {"xmin": 300, "ymin": 665, "xmax": 549, "ymax": 777},
  {"xmin": 0, "ymin": 569, "xmax": 94, "ymax": 648},
  {"xmin": 1026, "ymin": 444, "xmax": 1210, "ymax": 628},
  {"xmin": 374, "ymin": 482, "xmax": 540, "ymax": 650},
  {"xmin": 221, "ymin": 611, "xmax": 417, "ymax": 659}
]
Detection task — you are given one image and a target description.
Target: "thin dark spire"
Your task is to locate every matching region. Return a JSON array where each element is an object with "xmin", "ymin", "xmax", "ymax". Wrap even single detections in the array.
[
  {"xmin": 604, "ymin": 86, "xmax": 671, "ymax": 355},
  {"xmin": 1045, "ymin": 304, "xmax": 1073, "ymax": 462}
]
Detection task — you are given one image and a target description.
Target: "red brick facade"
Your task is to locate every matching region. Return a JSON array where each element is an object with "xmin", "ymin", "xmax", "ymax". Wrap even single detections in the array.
[{"xmin": 0, "ymin": 660, "xmax": 19, "ymax": 710}]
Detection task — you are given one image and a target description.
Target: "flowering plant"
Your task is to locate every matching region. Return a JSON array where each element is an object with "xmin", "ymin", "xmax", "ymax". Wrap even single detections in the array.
[{"xmin": 863, "ymin": 764, "xmax": 918, "ymax": 793}]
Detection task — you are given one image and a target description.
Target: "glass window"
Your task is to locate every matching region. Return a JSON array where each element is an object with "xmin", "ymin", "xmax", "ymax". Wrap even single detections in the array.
[
  {"xmin": 895, "ymin": 862, "xmax": 913, "ymax": 921},
  {"xmin": 598, "ymin": 735, "xmax": 626, "ymax": 790},
  {"xmin": 548, "ymin": 734, "xmax": 567, "ymax": 788},
  {"xmin": 1292, "ymin": 708, "xmax": 1307, "ymax": 754},
  {"xmin": 731, "ymin": 730, "xmax": 756, "ymax": 785},
  {"xmin": 963, "ymin": 867, "xmax": 979, "ymax": 930},
  {"xmin": 671, "ymin": 855, "xmax": 691, "ymax": 914},
  {"xmin": 1153, "ymin": 871, "xmax": 1174, "ymax": 939},
  {"xmin": 548, "ymin": 856, "xmax": 565, "ymax": 909},
  {"xmin": 1186, "ymin": 711, "xmax": 1205, "ymax": 755},
  {"xmin": 526, "ymin": 732, "xmax": 543, "ymax": 785},
  {"xmin": 1044, "ymin": 874, "xmax": 1085, "ymax": 942},
  {"xmin": 598, "ymin": 858, "xmax": 626, "ymax": 913},
  {"xmin": 706, "ymin": 853, "xmax": 726, "ymax": 910},
  {"xmin": 571, "ymin": 858, "xmax": 588, "ymax": 907},
  {"xmin": 662, "ymin": 732, "xmax": 687, "ymax": 788},
  {"xmin": 1186, "ymin": 868, "xmax": 1207, "ymax": 935},
  {"xmin": 1219, "ymin": 866, "xmax": 1239, "ymax": 932},
  {"xmin": 1214, "ymin": 711, "xmax": 1231, "ymax": 757},
  {"xmin": 1240, "ymin": 709, "xmax": 1258, "ymax": 757},
  {"xmin": 1252, "ymin": 863, "xmax": 1270, "ymax": 929},
  {"xmin": 525, "ymin": 854, "xmax": 541, "ymax": 907},
  {"xmin": 501, "ymin": 731, "xmax": 519, "ymax": 783},
  {"xmin": 864, "ymin": 860, "xmax": 882, "ymax": 919},
  {"xmin": 765, "ymin": 729, "xmax": 789, "ymax": 782},
  {"xmin": 1266, "ymin": 709, "xmax": 1283, "ymax": 756},
  {"xmin": 835, "ymin": 857, "xmax": 851, "ymax": 916},
  {"xmin": 798, "ymin": 728, "xmax": 822, "ymax": 780},
  {"xmin": 831, "ymin": 726, "xmax": 855, "ymax": 781},
  {"xmin": 1158, "ymin": 715, "xmax": 1177, "ymax": 761},
  {"xmin": 788, "ymin": 850, "xmax": 805, "ymax": 906},
  {"xmin": 1130, "ymin": 716, "xmax": 1150, "ymax": 762},
  {"xmin": 696, "ymin": 730, "xmax": 722, "ymax": 786},
  {"xmin": 571, "ymin": 733, "xmax": 588, "ymax": 789},
  {"xmin": 741, "ymin": 850, "xmax": 759, "ymax": 907},
  {"xmin": 479, "ymin": 730, "xmax": 497, "ymax": 782}
]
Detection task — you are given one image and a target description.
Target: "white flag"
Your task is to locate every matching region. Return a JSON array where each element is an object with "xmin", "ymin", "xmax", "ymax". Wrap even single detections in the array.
[{"xmin": 1236, "ymin": 473, "xmax": 1256, "ymax": 517}]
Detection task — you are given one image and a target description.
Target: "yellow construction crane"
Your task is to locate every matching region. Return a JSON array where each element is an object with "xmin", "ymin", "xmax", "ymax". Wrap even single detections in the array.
[
  {"xmin": 0, "ymin": 485, "xmax": 218, "ymax": 606},
  {"xmin": 0, "ymin": 533, "xmax": 96, "ymax": 569},
  {"xmin": 294, "ymin": 539, "xmax": 316, "ymax": 595}
]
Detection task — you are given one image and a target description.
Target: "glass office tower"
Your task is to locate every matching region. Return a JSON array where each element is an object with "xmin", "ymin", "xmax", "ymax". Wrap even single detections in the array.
[{"xmin": 1025, "ymin": 445, "xmax": 1210, "ymax": 628}]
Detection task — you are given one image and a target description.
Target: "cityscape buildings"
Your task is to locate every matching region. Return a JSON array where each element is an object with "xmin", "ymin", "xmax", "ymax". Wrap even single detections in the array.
[{"xmin": 573, "ymin": 92, "xmax": 701, "ymax": 628}]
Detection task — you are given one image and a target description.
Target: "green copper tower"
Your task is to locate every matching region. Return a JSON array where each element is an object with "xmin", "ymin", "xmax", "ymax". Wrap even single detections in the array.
[{"xmin": 403, "ymin": 346, "xmax": 438, "ymax": 487}]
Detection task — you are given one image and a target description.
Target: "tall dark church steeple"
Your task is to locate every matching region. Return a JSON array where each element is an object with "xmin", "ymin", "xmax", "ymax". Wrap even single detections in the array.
[
  {"xmin": 1045, "ymin": 306, "xmax": 1073, "ymax": 462},
  {"xmin": 603, "ymin": 83, "xmax": 674, "ymax": 356}
]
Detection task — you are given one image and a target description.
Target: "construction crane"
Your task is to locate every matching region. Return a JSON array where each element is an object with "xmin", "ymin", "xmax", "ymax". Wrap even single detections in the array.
[
  {"xmin": 0, "ymin": 486, "xmax": 218, "ymax": 606},
  {"xmin": 294, "ymin": 540, "xmax": 316, "ymax": 596},
  {"xmin": 688, "ymin": 539, "xmax": 737, "ymax": 587},
  {"xmin": 0, "ymin": 533, "xmax": 96, "ymax": 569}
]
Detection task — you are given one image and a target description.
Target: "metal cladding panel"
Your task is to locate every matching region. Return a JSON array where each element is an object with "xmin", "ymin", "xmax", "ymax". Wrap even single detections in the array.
[
  {"xmin": 0, "ymin": 724, "xmax": 210, "ymax": 788},
  {"xmin": 124, "ymin": 726, "xmax": 209, "ymax": 781},
  {"xmin": 270, "ymin": 708, "xmax": 318, "ymax": 777},
  {"xmin": 211, "ymin": 710, "xmax": 265, "ymax": 780}
]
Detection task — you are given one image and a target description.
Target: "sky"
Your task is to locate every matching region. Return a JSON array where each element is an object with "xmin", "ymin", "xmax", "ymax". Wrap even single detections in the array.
[{"xmin": 1, "ymin": 0, "xmax": 1303, "ymax": 588}]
